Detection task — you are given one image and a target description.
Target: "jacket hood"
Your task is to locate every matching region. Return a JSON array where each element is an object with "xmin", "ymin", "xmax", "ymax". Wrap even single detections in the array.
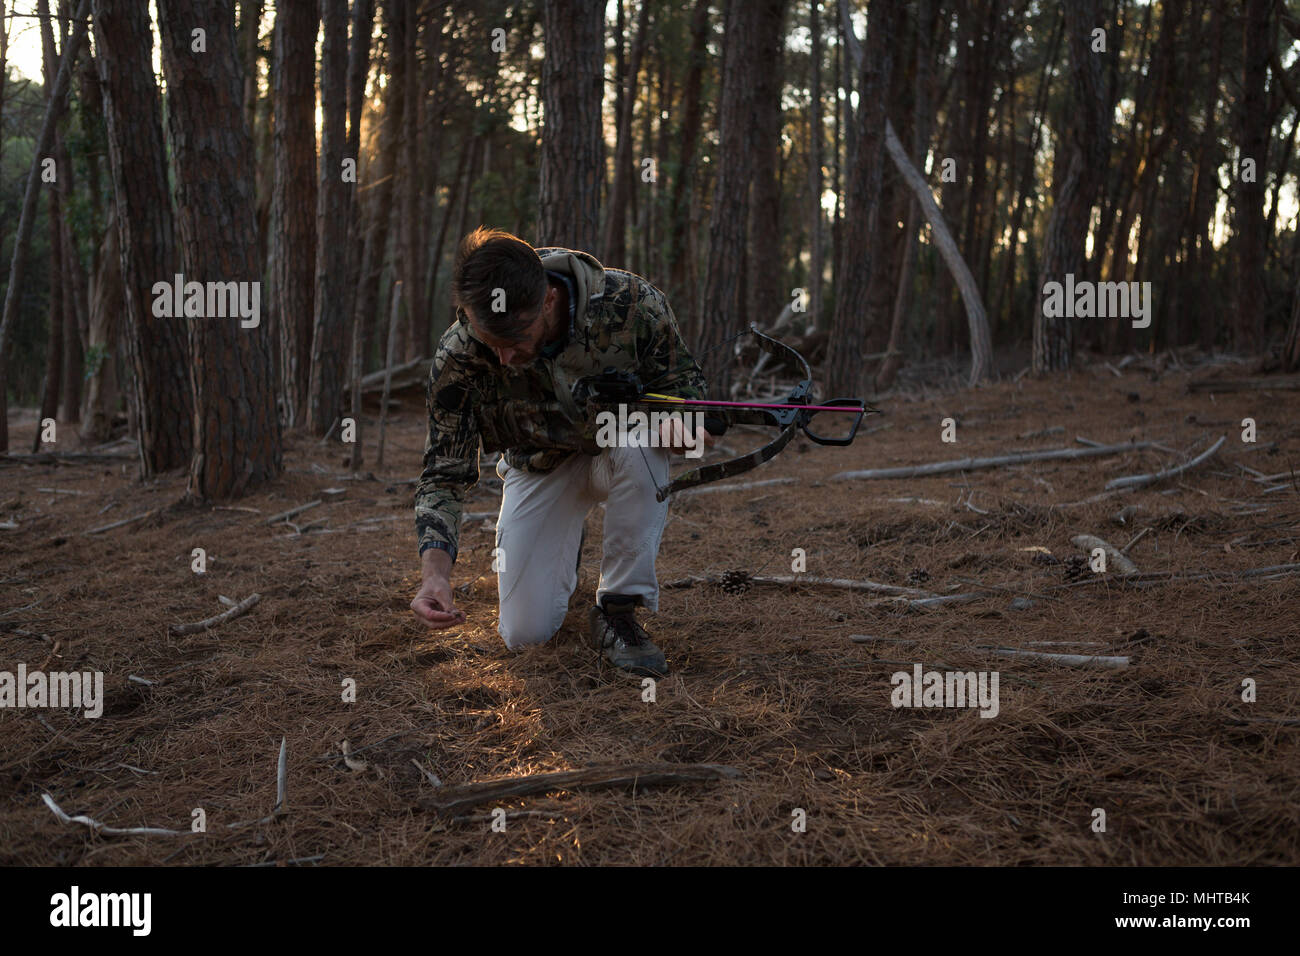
[{"xmin": 535, "ymin": 246, "xmax": 606, "ymax": 324}]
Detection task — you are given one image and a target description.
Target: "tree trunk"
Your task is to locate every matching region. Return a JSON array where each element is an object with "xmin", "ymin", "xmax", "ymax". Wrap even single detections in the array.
[
  {"xmin": 79, "ymin": 201, "xmax": 124, "ymax": 443},
  {"xmin": 841, "ymin": 0, "xmax": 992, "ymax": 385},
  {"xmin": 746, "ymin": 0, "xmax": 789, "ymax": 330},
  {"xmin": 666, "ymin": 0, "xmax": 709, "ymax": 303},
  {"xmin": 0, "ymin": 0, "xmax": 90, "ymax": 452},
  {"xmin": 877, "ymin": 0, "xmax": 934, "ymax": 391},
  {"xmin": 537, "ymin": 0, "xmax": 603, "ymax": 249},
  {"xmin": 602, "ymin": 0, "xmax": 650, "ymax": 264},
  {"xmin": 1235, "ymin": 0, "xmax": 1270, "ymax": 353},
  {"xmin": 806, "ymin": 0, "xmax": 825, "ymax": 329},
  {"xmin": 1285, "ymin": 270, "xmax": 1300, "ymax": 372},
  {"xmin": 33, "ymin": 200, "xmax": 65, "ymax": 451},
  {"xmin": 353, "ymin": 0, "xmax": 404, "ymax": 382},
  {"xmin": 400, "ymin": 0, "xmax": 428, "ymax": 361},
  {"xmin": 1033, "ymin": 0, "xmax": 1109, "ymax": 373},
  {"xmin": 343, "ymin": 0, "xmax": 374, "ymax": 470},
  {"xmin": 270, "ymin": 0, "xmax": 318, "ymax": 427},
  {"xmin": 238, "ymin": 0, "xmax": 262, "ymax": 135},
  {"xmin": 308, "ymin": 0, "xmax": 350, "ymax": 437},
  {"xmin": 157, "ymin": 0, "xmax": 281, "ymax": 498},
  {"xmin": 698, "ymin": 0, "xmax": 781, "ymax": 393},
  {"xmin": 825, "ymin": 0, "xmax": 894, "ymax": 398},
  {"xmin": 93, "ymin": 0, "xmax": 193, "ymax": 473}
]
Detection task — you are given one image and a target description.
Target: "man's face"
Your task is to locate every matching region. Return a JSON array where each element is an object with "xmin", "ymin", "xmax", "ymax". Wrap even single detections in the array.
[{"xmin": 465, "ymin": 293, "xmax": 551, "ymax": 367}]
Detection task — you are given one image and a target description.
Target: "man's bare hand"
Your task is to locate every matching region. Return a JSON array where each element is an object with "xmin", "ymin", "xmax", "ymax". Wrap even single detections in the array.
[
  {"xmin": 658, "ymin": 417, "xmax": 717, "ymax": 457},
  {"xmin": 411, "ymin": 575, "xmax": 466, "ymax": 628}
]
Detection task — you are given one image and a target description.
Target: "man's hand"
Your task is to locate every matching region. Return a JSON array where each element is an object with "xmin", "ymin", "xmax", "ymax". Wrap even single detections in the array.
[
  {"xmin": 658, "ymin": 416, "xmax": 717, "ymax": 457},
  {"xmin": 412, "ymin": 548, "xmax": 466, "ymax": 628}
]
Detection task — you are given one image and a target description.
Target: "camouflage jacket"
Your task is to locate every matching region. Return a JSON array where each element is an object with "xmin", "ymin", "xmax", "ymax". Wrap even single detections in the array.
[{"xmin": 414, "ymin": 247, "xmax": 708, "ymax": 561}]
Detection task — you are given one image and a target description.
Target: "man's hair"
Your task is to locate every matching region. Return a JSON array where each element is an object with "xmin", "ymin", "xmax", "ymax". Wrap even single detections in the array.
[{"xmin": 451, "ymin": 227, "xmax": 547, "ymax": 342}]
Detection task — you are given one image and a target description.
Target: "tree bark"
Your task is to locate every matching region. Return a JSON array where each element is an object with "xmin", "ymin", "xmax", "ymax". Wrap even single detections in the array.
[
  {"xmin": 666, "ymin": 0, "xmax": 709, "ymax": 304},
  {"xmin": 537, "ymin": 0, "xmax": 603, "ymax": 249},
  {"xmin": 746, "ymin": 0, "xmax": 789, "ymax": 329},
  {"xmin": 0, "ymin": 0, "xmax": 91, "ymax": 452},
  {"xmin": 1033, "ymin": 0, "xmax": 1110, "ymax": 373},
  {"xmin": 698, "ymin": 0, "xmax": 778, "ymax": 393},
  {"xmin": 806, "ymin": 0, "xmax": 825, "ymax": 330},
  {"xmin": 308, "ymin": 0, "xmax": 350, "ymax": 437},
  {"xmin": 343, "ymin": 0, "xmax": 374, "ymax": 470},
  {"xmin": 93, "ymin": 0, "xmax": 193, "ymax": 473},
  {"xmin": 841, "ymin": 0, "xmax": 992, "ymax": 385},
  {"xmin": 400, "ymin": 0, "xmax": 428, "ymax": 361},
  {"xmin": 352, "ymin": 0, "xmax": 404, "ymax": 385},
  {"xmin": 270, "ymin": 0, "xmax": 318, "ymax": 427},
  {"xmin": 1235, "ymin": 0, "xmax": 1270, "ymax": 353},
  {"xmin": 79, "ymin": 202, "xmax": 124, "ymax": 444},
  {"xmin": 825, "ymin": 0, "xmax": 893, "ymax": 398},
  {"xmin": 157, "ymin": 0, "xmax": 281, "ymax": 499},
  {"xmin": 602, "ymin": 0, "xmax": 650, "ymax": 265}
]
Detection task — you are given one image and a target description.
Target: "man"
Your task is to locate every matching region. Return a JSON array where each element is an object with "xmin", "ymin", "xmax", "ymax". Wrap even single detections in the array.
[{"xmin": 410, "ymin": 228, "xmax": 723, "ymax": 676}]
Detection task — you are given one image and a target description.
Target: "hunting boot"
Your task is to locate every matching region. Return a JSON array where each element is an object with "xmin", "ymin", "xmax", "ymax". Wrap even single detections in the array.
[{"xmin": 588, "ymin": 595, "xmax": 668, "ymax": 676}]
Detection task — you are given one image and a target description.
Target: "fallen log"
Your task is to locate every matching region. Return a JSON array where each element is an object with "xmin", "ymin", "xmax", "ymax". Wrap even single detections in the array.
[
  {"xmin": 832, "ymin": 441, "xmax": 1153, "ymax": 482},
  {"xmin": 422, "ymin": 762, "xmax": 743, "ymax": 816}
]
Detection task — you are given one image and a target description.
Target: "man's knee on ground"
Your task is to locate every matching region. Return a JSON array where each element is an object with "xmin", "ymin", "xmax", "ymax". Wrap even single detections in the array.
[{"xmin": 498, "ymin": 609, "xmax": 564, "ymax": 650}]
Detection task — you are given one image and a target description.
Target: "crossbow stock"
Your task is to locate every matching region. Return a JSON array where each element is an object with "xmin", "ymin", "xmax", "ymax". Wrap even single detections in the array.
[{"xmin": 576, "ymin": 325, "xmax": 874, "ymax": 500}]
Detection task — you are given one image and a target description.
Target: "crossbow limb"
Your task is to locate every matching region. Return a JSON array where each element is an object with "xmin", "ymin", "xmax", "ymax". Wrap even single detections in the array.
[{"xmin": 599, "ymin": 326, "xmax": 872, "ymax": 500}]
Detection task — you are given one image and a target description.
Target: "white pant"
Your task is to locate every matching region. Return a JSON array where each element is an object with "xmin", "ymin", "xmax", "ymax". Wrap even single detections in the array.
[{"xmin": 494, "ymin": 444, "xmax": 671, "ymax": 649}]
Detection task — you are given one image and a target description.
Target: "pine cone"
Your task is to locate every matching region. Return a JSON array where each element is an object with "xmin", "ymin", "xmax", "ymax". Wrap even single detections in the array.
[
  {"xmin": 906, "ymin": 568, "xmax": 931, "ymax": 586},
  {"xmin": 718, "ymin": 569, "xmax": 752, "ymax": 595},
  {"xmin": 1063, "ymin": 554, "xmax": 1089, "ymax": 582}
]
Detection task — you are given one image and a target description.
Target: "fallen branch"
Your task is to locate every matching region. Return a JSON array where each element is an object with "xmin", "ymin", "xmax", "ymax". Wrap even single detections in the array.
[
  {"xmin": 263, "ymin": 500, "xmax": 321, "ymax": 525},
  {"xmin": 169, "ymin": 593, "xmax": 261, "ymax": 636},
  {"xmin": 0, "ymin": 452, "xmax": 133, "ymax": 464},
  {"xmin": 984, "ymin": 647, "xmax": 1130, "ymax": 669},
  {"xmin": 832, "ymin": 441, "xmax": 1153, "ymax": 482},
  {"xmin": 662, "ymin": 573, "xmax": 935, "ymax": 597},
  {"xmin": 86, "ymin": 507, "xmax": 161, "ymax": 535},
  {"xmin": 1071, "ymin": 534, "xmax": 1139, "ymax": 575},
  {"xmin": 677, "ymin": 477, "xmax": 796, "ymax": 497},
  {"xmin": 1187, "ymin": 375, "xmax": 1300, "ymax": 393},
  {"xmin": 1105, "ymin": 436, "xmax": 1226, "ymax": 491},
  {"xmin": 422, "ymin": 762, "xmax": 743, "ymax": 816},
  {"xmin": 42, "ymin": 792, "xmax": 192, "ymax": 838},
  {"xmin": 226, "ymin": 737, "xmax": 288, "ymax": 829}
]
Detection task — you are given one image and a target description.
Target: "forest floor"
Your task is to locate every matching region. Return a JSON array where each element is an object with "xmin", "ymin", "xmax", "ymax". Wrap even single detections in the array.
[{"xmin": 2, "ymin": 351, "xmax": 1298, "ymax": 866}]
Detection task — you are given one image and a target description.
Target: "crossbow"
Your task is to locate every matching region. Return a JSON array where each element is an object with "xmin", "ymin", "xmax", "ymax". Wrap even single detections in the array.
[{"xmin": 575, "ymin": 325, "xmax": 875, "ymax": 500}]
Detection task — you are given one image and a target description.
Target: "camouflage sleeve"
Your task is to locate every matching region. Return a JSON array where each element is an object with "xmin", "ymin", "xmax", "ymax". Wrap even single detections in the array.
[
  {"xmin": 637, "ymin": 282, "xmax": 730, "ymax": 434},
  {"xmin": 413, "ymin": 343, "xmax": 481, "ymax": 562},
  {"xmin": 638, "ymin": 282, "xmax": 708, "ymax": 401}
]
